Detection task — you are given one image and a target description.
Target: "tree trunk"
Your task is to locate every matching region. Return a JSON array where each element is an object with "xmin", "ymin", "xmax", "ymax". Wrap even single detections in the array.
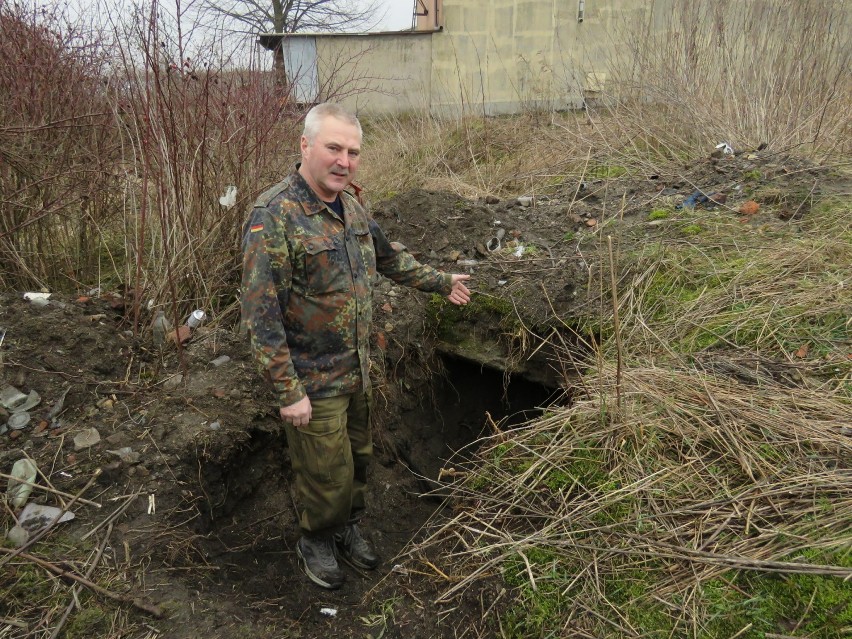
[
  {"xmin": 273, "ymin": 41, "xmax": 287, "ymax": 91},
  {"xmin": 272, "ymin": 0, "xmax": 288, "ymax": 94}
]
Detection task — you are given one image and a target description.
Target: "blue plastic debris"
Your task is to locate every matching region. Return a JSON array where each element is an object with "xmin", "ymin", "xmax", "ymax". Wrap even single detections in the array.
[{"xmin": 677, "ymin": 190, "xmax": 723, "ymax": 210}]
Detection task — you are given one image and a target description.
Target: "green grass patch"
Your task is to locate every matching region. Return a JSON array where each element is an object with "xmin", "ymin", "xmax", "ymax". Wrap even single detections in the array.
[
  {"xmin": 699, "ymin": 548, "xmax": 852, "ymax": 638},
  {"xmin": 590, "ymin": 164, "xmax": 628, "ymax": 179},
  {"xmin": 498, "ymin": 546, "xmax": 851, "ymax": 638}
]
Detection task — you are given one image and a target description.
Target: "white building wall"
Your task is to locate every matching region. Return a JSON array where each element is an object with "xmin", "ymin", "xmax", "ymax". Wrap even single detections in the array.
[{"xmin": 286, "ymin": 0, "xmax": 762, "ymax": 116}]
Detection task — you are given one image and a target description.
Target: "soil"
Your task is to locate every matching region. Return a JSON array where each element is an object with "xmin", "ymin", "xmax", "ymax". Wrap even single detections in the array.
[{"xmin": 0, "ymin": 149, "xmax": 840, "ymax": 638}]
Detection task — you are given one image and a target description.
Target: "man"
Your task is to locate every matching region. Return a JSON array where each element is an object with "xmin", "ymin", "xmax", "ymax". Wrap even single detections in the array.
[{"xmin": 241, "ymin": 103, "xmax": 471, "ymax": 590}]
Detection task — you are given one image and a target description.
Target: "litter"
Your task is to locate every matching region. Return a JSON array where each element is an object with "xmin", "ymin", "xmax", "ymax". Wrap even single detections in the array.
[
  {"xmin": 14, "ymin": 390, "xmax": 41, "ymax": 413},
  {"xmin": 210, "ymin": 355, "xmax": 231, "ymax": 367},
  {"xmin": 18, "ymin": 503, "xmax": 75, "ymax": 533},
  {"xmin": 73, "ymin": 427, "xmax": 101, "ymax": 451},
  {"xmin": 7, "ymin": 458, "xmax": 38, "ymax": 509},
  {"xmin": 7, "ymin": 412, "xmax": 31, "ymax": 430},
  {"xmin": 219, "ymin": 185, "xmax": 238, "ymax": 208},
  {"xmin": 107, "ymin": 447, "xmax": 141, "ymax": 464},
  {"xmin": 715, "ymin": 142, "xmax": 735, "ymax": 155},
  {"xmin": 47, "ymin": 387, "xmax": 72, "ymax": 421},
  {"xmin": 514, "ymin": 245, "xmax": 525, "ymax": 258},
  {"xmin": 677, "ymin": 190, "xmax": 725, "ymax": 210},
  {"xmin": 23, "ymin": 292, "xmax": 51, "ymax": 306},
  {"xmin": 152, "ymin": 310, "xmax": 172, "ymax": 347},
  {"xmin": 187, "ymin": 309, "xmax": 206, "ymax": 328},
  {"xmin": 6, "ymin": 525, "xmax": 29, "ymax": 547},
  {"xmin": 0, "ymin": 385, "xmax": 28, "ymax": 411},
  {"xmin": 319, "ymin": 607, "xmax": 337, "ymax": 617}
]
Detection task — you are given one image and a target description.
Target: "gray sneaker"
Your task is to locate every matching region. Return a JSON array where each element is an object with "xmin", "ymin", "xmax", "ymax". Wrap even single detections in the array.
[
  {"xmin": 297, "ymin": 535, "xmax": 345, "ymax": 589},
  {"xmin": 335, "ymin": 524, "xmax": 379, "ymax": 570}
]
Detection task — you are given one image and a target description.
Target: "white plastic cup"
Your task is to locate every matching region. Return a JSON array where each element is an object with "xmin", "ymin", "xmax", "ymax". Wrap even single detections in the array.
[{"xmin": 186, "ymin": 310, "xmax": 206, "ymax": 329}]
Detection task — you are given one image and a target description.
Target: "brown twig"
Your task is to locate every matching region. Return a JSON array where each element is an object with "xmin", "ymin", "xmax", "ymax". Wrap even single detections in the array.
[
  {"xmin": 0, "ymin": 547, "xmax": 163, "ymax": 618},
  {"xmin": 0, "ymin": 471, "xmax": 102, "ymax": 509}
]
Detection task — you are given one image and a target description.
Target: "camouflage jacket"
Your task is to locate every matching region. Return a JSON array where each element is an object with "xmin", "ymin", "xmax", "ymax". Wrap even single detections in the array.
[{"xmin": 241, "ymin": 170, "xmax": 452, "ymax": 406}]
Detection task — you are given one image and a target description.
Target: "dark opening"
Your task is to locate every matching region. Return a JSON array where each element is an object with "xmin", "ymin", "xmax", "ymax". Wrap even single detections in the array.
[{"xmin": 390, "ymin": 354, "xmax": 563, "ymax": 490}]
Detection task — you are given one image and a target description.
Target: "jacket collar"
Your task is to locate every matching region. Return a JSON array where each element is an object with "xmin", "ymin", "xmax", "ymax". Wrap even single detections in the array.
[
  {"xmin": 289, "ymin": 168, "xmax": 321, "ymax": 214},
  {"xmin": 291, "ymin": 167, "xmax": 348, "ymax": 220}
]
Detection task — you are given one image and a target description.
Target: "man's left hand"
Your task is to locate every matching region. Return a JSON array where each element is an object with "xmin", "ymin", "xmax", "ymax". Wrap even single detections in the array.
[{"xmin": 447, "ymin": 274, "xmax": 471, "ymax": 305}]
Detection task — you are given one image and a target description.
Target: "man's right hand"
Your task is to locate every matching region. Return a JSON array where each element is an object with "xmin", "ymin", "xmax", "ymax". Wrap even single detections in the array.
[{"xmin": 280, "ymin": 396, "xmax": 312, "ymax": 428}]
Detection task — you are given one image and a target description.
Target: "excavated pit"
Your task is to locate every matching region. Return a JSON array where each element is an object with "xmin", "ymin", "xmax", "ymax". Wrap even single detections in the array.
[{"xmin": 196, "ymin": 353, "xmax": 562, "ymax": 552}]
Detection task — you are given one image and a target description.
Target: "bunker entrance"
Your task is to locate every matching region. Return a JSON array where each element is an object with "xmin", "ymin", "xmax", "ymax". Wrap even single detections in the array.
[
  {"xmin": 387, "ymin": 354, "xmax": 564, "ymax": 495},
  {"xmin": 185, "ymin": 352, "xmax": 562, "ymax": 615},
  {"xmin": 193, "ymin": 353, "xmax": 560, "ymax": 599},
  {"xmin": 199, "ymin": 352, "xmax": 561, "ymax": 531}
]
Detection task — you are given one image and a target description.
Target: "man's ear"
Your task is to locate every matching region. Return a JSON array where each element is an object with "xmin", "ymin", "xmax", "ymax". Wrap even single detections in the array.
[{"xmin": 300, "ymin": 135, "xmax": 309, "ymax": 155}]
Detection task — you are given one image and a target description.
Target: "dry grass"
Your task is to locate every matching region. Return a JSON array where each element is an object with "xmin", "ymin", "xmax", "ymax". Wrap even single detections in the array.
[
  {"xmin": 599, "ymin": 0, "xmax": 851, "ymax": 161},
  {"xmin": 394, "ymin": 135, "xmax": 852, "ymax": 627},
  {"xmin": 414, "ymin": 359, "xmax": 851, "ymax": 636},
  {"xmin": 362, "ymin": 111, "xmax": 600, "ymax": 200},
  {"xmin": 404, "ymin": 172, "xmax": 851, "ymax": 635},
  {"xmin": 612, "ymin": 199, "xmax": 851, "ymax": 364}
]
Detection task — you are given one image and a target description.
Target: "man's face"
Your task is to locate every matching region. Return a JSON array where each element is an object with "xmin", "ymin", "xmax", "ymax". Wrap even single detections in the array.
[{"xmin": 299, "ymin": 116, "xmax": 362, "ymax": 202}]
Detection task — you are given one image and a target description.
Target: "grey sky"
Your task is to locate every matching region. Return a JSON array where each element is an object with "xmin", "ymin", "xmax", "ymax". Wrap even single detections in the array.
[{"xmin": 370, "ymin": 0, "xmax": 414, "ymax": 30}]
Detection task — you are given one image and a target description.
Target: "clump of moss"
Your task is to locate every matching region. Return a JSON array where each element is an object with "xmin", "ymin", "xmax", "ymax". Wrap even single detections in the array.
[
  {"xmin": 65, "ymin": 606, "xmax": 110, "ymax": 639},
  {"xmin": 427, "ymin": 292, "xmax": 519, "ymax": 344},
  {"xmin": 648, "ymin": 209, "xmax": 670, "ymax": 221}
]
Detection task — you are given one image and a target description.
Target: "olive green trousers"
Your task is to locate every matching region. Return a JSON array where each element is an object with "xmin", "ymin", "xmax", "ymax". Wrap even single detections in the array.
[{"xmin": 283, "ymin": 390, "xmax": 373, "ymax": 534}]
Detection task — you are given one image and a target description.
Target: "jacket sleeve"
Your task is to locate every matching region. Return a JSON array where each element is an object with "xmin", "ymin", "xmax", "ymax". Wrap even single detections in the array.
[
  {"xmin": 240, "ymin": 206, "xmax": 306, "ymax": 406},
  {"xmin": 369, "ymin": 217, "xmax": 452, "ymax": 294}
]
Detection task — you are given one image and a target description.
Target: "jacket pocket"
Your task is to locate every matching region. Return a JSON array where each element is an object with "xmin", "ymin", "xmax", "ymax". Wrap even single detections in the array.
[{"xmin": 302, "ymin": 234, "xmax": 350, "ymax": 295}]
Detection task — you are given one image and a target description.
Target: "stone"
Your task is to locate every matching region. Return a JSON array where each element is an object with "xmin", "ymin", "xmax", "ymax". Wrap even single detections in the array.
[
  {"xmin": 6, "ymin": 525, "xmax": 29, "ymax": 547},
  {"xmin": 73, "ymin": 427, "xmax": 101, "ymax": 451},
  {"xmin": 163, "ymin": 374, "xmax": 184, "ymax": 391}
]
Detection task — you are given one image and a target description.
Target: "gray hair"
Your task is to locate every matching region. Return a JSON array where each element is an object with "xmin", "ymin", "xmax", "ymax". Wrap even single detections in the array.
[{"xmin": 302, "ymin": 103, "xmax": 362, "ymax": 144}]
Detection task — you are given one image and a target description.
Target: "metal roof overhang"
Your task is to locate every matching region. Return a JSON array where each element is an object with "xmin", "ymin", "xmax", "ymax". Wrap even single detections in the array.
[{"xmin": 257, "ymin": 28, "xmax": 438, "ymax": 51}]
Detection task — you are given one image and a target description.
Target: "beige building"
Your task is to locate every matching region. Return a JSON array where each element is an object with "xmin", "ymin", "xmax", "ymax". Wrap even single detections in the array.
[{"xmin": 258, "ymin": 0, "xmax": 669, "ymax": 115}]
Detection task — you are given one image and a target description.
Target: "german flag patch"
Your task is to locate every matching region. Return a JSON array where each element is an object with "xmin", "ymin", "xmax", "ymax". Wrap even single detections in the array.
[{"xmin": 249, "ymin": 223, "xmax": 264, "ymax": 233}]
